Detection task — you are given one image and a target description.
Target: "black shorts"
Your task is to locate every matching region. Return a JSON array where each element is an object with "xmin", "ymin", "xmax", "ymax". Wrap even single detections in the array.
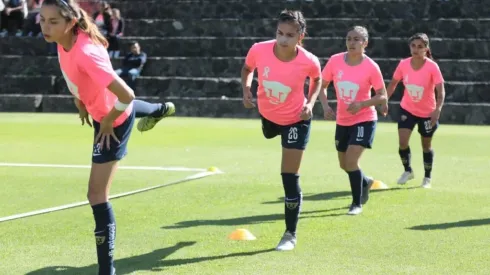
[
  {"xmin": 261, "ymin": 115, "xmax": 311, "ymax": 150},
  {"xmin": 398, "ymin": 107, "xmax": 438, "ymax": 138},
  {"xmin": 92, "ymin": 109, "xmax": 135, "ymax": 164},
  {"xmin": 335, "ymin": 121, "xmax": 377, "ymax": 152}
]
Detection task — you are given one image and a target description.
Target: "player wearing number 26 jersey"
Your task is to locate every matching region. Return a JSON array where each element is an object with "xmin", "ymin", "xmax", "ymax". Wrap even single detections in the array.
[{"xmin": 241, "ymin": 10, "xmax": 322, "ymax": 251}]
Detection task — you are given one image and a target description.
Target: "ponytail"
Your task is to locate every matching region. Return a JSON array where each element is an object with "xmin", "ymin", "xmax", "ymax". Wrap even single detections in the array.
[
  {"xmin": 426, "ymin": 48, "xmax": 433, "ymax": 60},
  {"xmin": 76, "ymin": 8, "xmax": 109, "ymax": 48}
]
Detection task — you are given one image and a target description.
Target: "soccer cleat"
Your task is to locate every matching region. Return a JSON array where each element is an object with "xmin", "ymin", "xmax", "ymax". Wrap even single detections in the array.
[
  {"xmin": 421, "ymin": 177, "xmax": 431, "ymax": 188},
  {"xmin": 361, "ymin": 176, "xmax": 374, "ymax": 205},
  {"xmin": 347, "ymin": 204, "xmax": 363, "ymax": 215},
  {"xmin": 397, "ymin": 171, "xmax": 414, "ymax": 185},
  {"xmin": 275, "ymin": 231, "xmax": 297, "ymax": 251},
  {"xmin": 137, "ymin": 102, "xmax": 175, "ymax": 132}
]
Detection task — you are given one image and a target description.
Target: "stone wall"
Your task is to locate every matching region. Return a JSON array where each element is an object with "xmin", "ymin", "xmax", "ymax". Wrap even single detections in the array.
[{"xmin": 1, "ymin": 0, "xmax": 489, "ymax": 125}]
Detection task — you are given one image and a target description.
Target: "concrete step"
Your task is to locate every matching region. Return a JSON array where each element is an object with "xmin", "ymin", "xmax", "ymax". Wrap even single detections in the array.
[
  {"xmin": 0, "ymin": 75, "xmax": 56, "ymax": 94},
  {"xmin": 110, "ymin": 0, "xmax": 489, "ymax": 19},
  {"xmin": 2, "ymin": 75, "xmax": 489, "ymax": 104},
  {"xmin": 1, "ymin": 94, "xmax": 489, "ymax": 125},
  {"xmin": 125, "ymin": 18, "xmax": 490, "ymax": 39},
  {"xmin": 2, "ymin": 37, "xmax": 489, "ymax": 59},
  {"xmin": 2, "ymin": 56, "xmax": 488, "ymax": 82}
]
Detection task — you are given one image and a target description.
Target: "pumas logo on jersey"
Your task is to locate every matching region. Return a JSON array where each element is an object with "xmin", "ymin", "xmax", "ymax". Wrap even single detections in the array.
[
  {"xmin": 262, "ymin": 80, "xmax": 292, "ymax": 105},
  {"xmin": 337, "ymin": 81, "xmax": 360, "ymax": 104},
  {"xmin": 405, "ymin": 84, "xmax": 424, "ymax": 102}
]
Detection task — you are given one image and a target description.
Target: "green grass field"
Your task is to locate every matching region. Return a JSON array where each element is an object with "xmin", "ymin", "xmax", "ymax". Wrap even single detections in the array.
[{"xmin": 1, "ymin": 113, "xmax": 489, "ymax": 275}]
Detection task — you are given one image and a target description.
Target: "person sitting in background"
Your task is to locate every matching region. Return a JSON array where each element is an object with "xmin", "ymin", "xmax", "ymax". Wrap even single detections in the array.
[
  {"xmin": 23, "ymin": 0, "xmax": 43, "ymax": 37},
  {"xmin": 92, "ymin": 0, "xmax": 111, "ymax": 36},
  {"xmin": 0, "ymin": 0, "xmax": 26, "ymax": 37},
  {"xmin": 115, "ymin": 42, "xmax": 147, "ymax": 89},
  {"xmin": 107, "ymin": 8, "xmax": 124, "ymax": 58}
]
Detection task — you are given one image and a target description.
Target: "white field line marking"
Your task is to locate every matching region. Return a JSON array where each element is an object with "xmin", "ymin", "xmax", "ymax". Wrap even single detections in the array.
[
  {"xmin": 0, "ymin": 162, "xmax": 206, "ymax": 172},
  {"xmin": 0, "ymin": 169, "xmax": 224, "ymax": 223}
]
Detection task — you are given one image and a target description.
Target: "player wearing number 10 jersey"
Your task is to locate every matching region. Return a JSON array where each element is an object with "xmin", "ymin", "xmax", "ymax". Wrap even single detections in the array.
[{"xmin": 319, "ymin": 26, "xmax": 388, "ymax": 216}]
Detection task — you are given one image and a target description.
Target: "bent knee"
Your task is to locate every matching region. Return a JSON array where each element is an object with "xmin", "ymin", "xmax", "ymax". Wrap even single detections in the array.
[{"xmin": 343, "ymin": 158, "xmax": 359, "ymax": 171}]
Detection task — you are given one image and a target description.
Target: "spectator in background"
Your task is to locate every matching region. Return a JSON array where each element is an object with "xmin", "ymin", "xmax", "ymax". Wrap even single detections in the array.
[
  {"xmin": 107, "ymin": 8, "xmax": 124, "ymax": 58},
  {"xmin": 115, "ymin": 42, "xmax": 147, "ymax": 89},
  {"xmin": 92, "ymin": 0, "xmax": 111, "ymax": 36},
  {"xmin": 0, "ymin": 0, "xmax": 26, "ymax": 37},
  {"xmin": 0, "ymin": 1, "xmax": 4, "ymax": 30},
  {"xmin": 23, "ymin": 0, "xmax": 43, "ymax": 37}
]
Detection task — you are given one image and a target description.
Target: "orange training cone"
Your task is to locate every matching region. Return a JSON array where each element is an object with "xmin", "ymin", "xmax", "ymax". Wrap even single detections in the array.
[
  {"xmin": 370, "ymin": 180, "xmax": 389, "ymax": 190},
  {"xmin": 228, "ymin": 229, "xmax": 256, "ymax": 241}
]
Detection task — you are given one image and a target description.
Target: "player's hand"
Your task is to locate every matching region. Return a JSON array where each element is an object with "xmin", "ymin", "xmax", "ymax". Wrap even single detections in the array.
[
  {"xmin": 347, "ymin": 102, "xmax": 363, "ymax": 115},
  {"xmin": 379, "ymin": 103, "xmax": 389, "ymax": 117},
  {"xmin": 323, "ymin": 104, "xmax": 335, "ymax": 120},
  {"xmin": 78, "ymin": 106, "xmax": 92, "ymax": 127},
  {"xmin": 300, "ymin": 103, "xmax": 313, "ymax": 120},
  {"xmin": 242, "ymin": 88, "xmax": 256, "ymax": 108},
  {"xmin": 430, "ymin": 109, "xmax": 441, "ymax": 127},
  {"xmin": 95, "ymin": 117, "xmax": 120, "ymax": 150}
]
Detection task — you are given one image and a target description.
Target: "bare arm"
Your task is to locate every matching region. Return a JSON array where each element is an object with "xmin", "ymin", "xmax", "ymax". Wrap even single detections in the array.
[
  {"xmin": 103, "ymin": 76, "xmax": 136, "ymax": 122},
  {"xmin": 306, "ymin": 77, "xmax": 322, "ymax": 106},
  {"xmin": 361, "ymin": 87, "xmax": 388, "ymax": 108},
  {"xmin": 386, "ymin": 78, "xmax": 401, "ymax": 99},
  {"xmin": 435, "ymin": 83, "xmax": 445, "ymax": 111},
  {"xmin": 241, "ymin": 65, "xmax": 254, "ymax": 93},
  {"xmin": 318, "ymin": 79, "xmax": 331, "ymax": 108}
]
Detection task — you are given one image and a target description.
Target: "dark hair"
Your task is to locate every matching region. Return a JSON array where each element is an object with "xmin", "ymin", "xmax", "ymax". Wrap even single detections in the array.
[
  {"xmin": 409, "ymin": 33, "xmax": 433, "ymax": 60},
  {"xmin": 277, "ymin": 9, "xmax": 306, "ymax": 46},
  {"xmin": 42, "ymin": 0, "xmax": 109, "ymax": 48},
  {"xmin": 348, "ymin": 25, "xmax": 369, "ymax": 41}
]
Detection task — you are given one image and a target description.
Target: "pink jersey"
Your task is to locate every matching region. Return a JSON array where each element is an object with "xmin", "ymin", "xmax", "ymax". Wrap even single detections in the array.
[
  {"xmin": 393, "ymin": 57, "xmax": 444, "ymax": 117},
  {"xmin": 58, "ymin": 32, "xmax": 132, "ymax": 127},
  {"xmin": 245, "ymin": 40, "xmax": 321, "ymax": 126},
  {"xmin": 322, "ymin": 53, "xmax": 385, "ymax": 126}
]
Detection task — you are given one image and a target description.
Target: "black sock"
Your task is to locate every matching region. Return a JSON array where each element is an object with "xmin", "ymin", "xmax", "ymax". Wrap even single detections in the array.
[
  {"xmin": 399, "ymin": 147, "xmax": 412, "ymax": 172},
  {"xmin": 362, "ymin": 174, "xmax": 370, "ymax": 188},
  {"xmin": 92, "ymin": 202, "xmax": 116, "ymax": 275},
  {"xmin": 133, "ymin": 99, "xmax": 166, "ymax": 118},
  {"xmin": 347, "ymin": 170, "xmax": 363, "ymax": 207},
  {"xmin": 423, "ymin": 149, "xmax": 434, "ymax": 178},
  {"xmin": 281, "ymin": 173, "xmax": 302, "ymax": 236}
]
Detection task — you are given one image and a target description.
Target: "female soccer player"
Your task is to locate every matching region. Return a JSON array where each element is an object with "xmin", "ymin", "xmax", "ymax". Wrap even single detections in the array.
[
  {"xmin": 387, "ymin": 33, "xmax": 445, "ymax": 189},
  {"xmin": 40, "ymin": 1, "xmax": 175, "ymax": 274},
  {"xmin": 241, "ymin": 10, "xmax": 322, "ymax": 251},
  {"xmin": 319, "ymin": 26, "xmax": 388, "ymax": 216}
]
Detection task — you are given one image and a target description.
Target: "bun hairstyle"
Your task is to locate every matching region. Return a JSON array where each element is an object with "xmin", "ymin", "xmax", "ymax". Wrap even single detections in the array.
[{"xmin": 277, "ymin": 9, "xmax": 306, "ymax": 46}]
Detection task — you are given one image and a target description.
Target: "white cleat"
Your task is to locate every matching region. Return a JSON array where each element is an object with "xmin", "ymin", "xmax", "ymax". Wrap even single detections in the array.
[
  {"xmin": 421, "ymin": 177, "xmax": 431, "ymax": 188},
  {"xmin": 397, "ymin": 171, "xmax": 414, "ymax": 185},
  {"xmin": 275, "ymin": 231, "xmax": 297, "ymax": 251},
  {"xmin": 347, "ymin": 204, "xmax": 363, "ymax": 215}
]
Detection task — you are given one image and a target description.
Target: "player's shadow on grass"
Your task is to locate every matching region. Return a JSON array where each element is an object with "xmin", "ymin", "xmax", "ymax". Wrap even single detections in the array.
[
  {"xmin": 262, "ymin": 187, "xmax": 413, "ymax": 205},
  {"xmin": 162, "ymin": 207, "xmax": 348, "ymax": 229},
  {"xmin": 26, "ymin": 241, "xmax": 274, "ymax": 274},
  {"xmin": 408, "ymin": 218, "xmax": 490, "ymax": 231}
]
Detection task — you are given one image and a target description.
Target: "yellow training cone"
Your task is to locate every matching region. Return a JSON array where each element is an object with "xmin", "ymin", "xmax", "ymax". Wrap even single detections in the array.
[
  {"xmin": 228, "ymin": 229, "xmax": 256, "ymax": 241},
  {"xmin": 370, "ymin": 180, "xmax": 389, "ymax": 190}
]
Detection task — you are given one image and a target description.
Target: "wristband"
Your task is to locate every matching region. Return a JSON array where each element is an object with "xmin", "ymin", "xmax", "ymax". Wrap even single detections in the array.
[{"xmin": 114, "ymin": 100, "xmax": 130, "ymax": 111}]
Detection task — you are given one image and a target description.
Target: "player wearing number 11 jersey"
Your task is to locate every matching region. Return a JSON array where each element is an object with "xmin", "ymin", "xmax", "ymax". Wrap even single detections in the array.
[{"xmin": 241, "ymin": 10, "xmax": 322, "ymax": 251}]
